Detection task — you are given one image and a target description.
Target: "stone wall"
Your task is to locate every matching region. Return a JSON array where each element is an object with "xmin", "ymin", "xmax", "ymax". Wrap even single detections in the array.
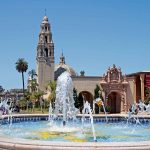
[
  {"xmin": 126, "ymin": 76, "xmax": 136, "ymax": 107},
  {"xmin": 72, "ymin": 76, "xmax": 101, "ymax": 95}
]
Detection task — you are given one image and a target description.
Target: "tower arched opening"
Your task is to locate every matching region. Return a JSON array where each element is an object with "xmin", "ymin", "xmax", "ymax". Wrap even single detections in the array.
[
  {"xmin": 45, "ymin": 48, "xmax": 48, "ymax": 57},
  {"xmin": 45, "ymin": 36, "xmax": 48, "ymax": 43}
]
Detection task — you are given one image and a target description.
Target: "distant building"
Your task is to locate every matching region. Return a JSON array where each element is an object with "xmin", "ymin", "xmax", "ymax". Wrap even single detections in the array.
[
  {"xmin": 0, "ymin": 89, "xmax": 24, "ymax": 101},
  {"xmin": 36, "ymin": 16, "xmax": 150, "ymax": 113}
]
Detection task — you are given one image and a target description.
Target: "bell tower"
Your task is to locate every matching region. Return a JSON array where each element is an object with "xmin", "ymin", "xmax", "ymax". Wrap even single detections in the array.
[{"xmin": 36, "ymin": 16, "xmax": 54, "ymax": 91}]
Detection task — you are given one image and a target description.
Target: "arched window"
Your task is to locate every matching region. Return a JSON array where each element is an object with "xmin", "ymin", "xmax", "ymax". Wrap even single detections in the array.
[
  {"xmin": 45, "ymin": 26, "xmax": 47, "ymax": 31},
  {"xmin": 49, "ymin": 51, "xmax": 51, "ymax": 56},
  {"xmin": 45, "ymin": 48, "xmax": 48, "ymax": 57},
  {"xmin": 45, "ymin": 36, "xmax": 48, "ymax": 43}
]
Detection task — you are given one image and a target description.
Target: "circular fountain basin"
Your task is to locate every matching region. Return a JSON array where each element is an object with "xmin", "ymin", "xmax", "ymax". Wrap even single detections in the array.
[{"xmin": 0, "ymin": 114, "xmax": 150, "ymax": 150}]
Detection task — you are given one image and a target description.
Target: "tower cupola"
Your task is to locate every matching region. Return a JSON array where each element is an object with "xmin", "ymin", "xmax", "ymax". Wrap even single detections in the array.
[{"xmin": 59, "ymin": 52, "xmax": 65, "ymax": 65}]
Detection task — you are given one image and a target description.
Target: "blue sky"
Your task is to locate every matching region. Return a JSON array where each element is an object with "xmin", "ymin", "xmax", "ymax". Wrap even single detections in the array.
[{"xmin": 0, "ymin": 0, "xmax": 150, "ymax": 90}]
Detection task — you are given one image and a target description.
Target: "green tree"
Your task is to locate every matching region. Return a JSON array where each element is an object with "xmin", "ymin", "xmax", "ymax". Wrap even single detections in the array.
[
  {"xmin": 28, "ymin": 69, "xmax": 37, "ymax": 80},
  {"xmin": 30, "ymin": 79, "xmax": 38, "ymax": 93},
  {"xmin": 28, "ymin": 69, "xmax": 40, "ymax": 110},
  {"xmin": 145, "ymin": 87, "xmax": 150, "ymax": 104},
  {"xmin": 24, "ymin": 91, "xmax": 31, "ymax": 101},
  {"xmin": 34, "ymin": 91, "xmax": 43, "ymax": 108},
  {"xmin": 73, "ymin": 88, "xmax": 78, "ymax": 108},
  {"xmin": 24, "ymin": 91, "xmax": 31, "ymax": 111},
  {"xmin": 46, "ymin": 81, "xmax": 56, "ymax": 108},
  {"xmin": 94, "ymin": 84, "xmax": 100, "ymax": 99},
  {"xmin": 28, "ymin": 92, "xmax": 36, "ymax": 112},
  {"xmin": 15, "ymin": 58, "xmax": 28, "ymax": 96},
  {"xmin": 29, "ymin": 80, "xmax": 40, "ymax": 111}
]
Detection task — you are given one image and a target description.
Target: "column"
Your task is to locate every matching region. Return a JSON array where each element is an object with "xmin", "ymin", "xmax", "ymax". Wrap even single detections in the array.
[
  {"xmin": 107, "ymin": 72, "xmax": 110, "ymax": 82},
  {"xmin": 120, "ymin": 96, "xmax": 125, "ymax": 113},
  {"xmin": 133, "ymin": 77, "xmax": 136, "ymax": 103},
  {"xmin": 140, "ymin": 74, "xmax": 145, "ymax": 101},
  {"xmin": 102, "ymin": 91, "xmax": 105, "ymax": 102},
  {"xmin": 124, "ymin": 91, "xmax": 127, "ymax": 113}
]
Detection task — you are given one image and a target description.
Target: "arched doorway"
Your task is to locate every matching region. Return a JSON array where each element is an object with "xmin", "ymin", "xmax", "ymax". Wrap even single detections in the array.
[
  {"xmin": 107, "ymin": 92, "xmax": 121, "ymax": 113},
  {"xmin": 78, "ymin": 91, "xmax": 93, "ymax": 112}
]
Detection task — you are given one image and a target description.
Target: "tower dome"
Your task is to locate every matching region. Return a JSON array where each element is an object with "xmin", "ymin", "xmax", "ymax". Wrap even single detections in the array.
[{"xmin": 54, "ymin": 53, "xmax": 77, "ymax": 80}]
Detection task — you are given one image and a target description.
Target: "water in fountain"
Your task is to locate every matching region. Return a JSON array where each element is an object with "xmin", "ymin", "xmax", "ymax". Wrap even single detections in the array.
[
  {"xmin": 82, "ymin": 101, "xmax": 97, "ymax": 142},
  {"xmin": 145, "ymin": 101, "xmax": 150, "ymax": 114},
  {"xmin": 138, "ymin": 100, "xmax": 146, "ymax": 113},
  {"xmin": 8, "ymin": 107, "xmax": 13, "ymax": 128},
  {"xmin": 48, "ymin": 102, "xmax": 54, "ymax": 126},
  {"xmin": 127, "ymin": 100, "xmax": 150, "ymax": 124},
  {"xmin": 54, "ymin": 71, "xmax": 78, "ymax": 126},
  {"xmin": 138, "ymin": 100, "xmax": 150, "ymax": 114},
  {"xmin": 0, "ymin": 99, "xmax": 9, "ymax": 115},
  {"xmin": 48, "ymin": 102, "xmax": 53, "ymax": 121},
  {"xmin": 127, "ymin": 103, "xmax": 140, "ymax": 124},
  {"xmin": 0, "ymin": 98, "xmax": 13, "ymax": 127},
  {"xmin": 94, "ymin": 98, "xmax": 108, "ymax": 122}
]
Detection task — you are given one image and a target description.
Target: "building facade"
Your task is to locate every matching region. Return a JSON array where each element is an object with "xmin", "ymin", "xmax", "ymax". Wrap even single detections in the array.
[{"xmin": 36, "ymin": 16, "xmax": 150, "ymax": 113}]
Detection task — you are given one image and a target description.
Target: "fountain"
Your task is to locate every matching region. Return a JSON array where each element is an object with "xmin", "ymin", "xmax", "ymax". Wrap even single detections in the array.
[
  {"xmin": 146, "ymin": 101, "xmax": 150, "ymax": 114},
  {"xmin": 93, "ymin": 98, "xmax": 108, "ymax": 122},
  {"xmin": 127, "ymin": 100, "xmax": 150, "ymax": 124},
  {"xmin": 138, "ymin": 99, "xmax": 146, "ymax": 112},
  {"xmin": 1, "ymin": 74, "xmax": 150, "ymax": 149},
  {"xmin": 48, "ymin": 102, "xmax": 54, "ymax": 127},
  {"xmin": 48, "ymin": 103, "xmax": 53, "ymax": 120},
  {"xmin": 97, "ymin": 98, "xmax": 108, "ymax": 122},
  {"xmin": 0, "ymin": 99, "xmax": 9, "ymax": 115},
  {"xmin": 82, "ymin": 101, "xmax": 97, "ymax": 142},
  {"xmin": 47, "ymin": 72, "xmax": 96, "ymax": 141},
  {"xmin": 54, "ymin": 71, "xmax": 78, "ymax": 126},
  {"xmin": 127, "ymin": 103, "xmax": 140, "ymax": 124},
  {"xmin": 0, "ymin": 98, "xmax": 13, "ymax": 129}
]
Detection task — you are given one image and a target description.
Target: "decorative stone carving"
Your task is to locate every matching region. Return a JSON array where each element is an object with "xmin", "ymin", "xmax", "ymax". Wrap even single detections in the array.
[
  {"xmin": 100, "ymin": 64, "xmax": 129, "ymax": 102},
  {"xmin": 102, "ymin": 64, "xmax": 123, "ymax": 83}
]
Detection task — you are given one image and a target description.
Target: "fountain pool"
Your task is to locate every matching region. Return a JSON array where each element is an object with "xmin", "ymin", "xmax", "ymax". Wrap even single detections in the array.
[
  {"xmin": 1, "ymin": 72, "xmax": 150, "ymax": 149},
  {"xmin": 0, "ymin": 115, "xmax": 150, "ymax": 150},
  {"xmin": 1, "ymin": 119, "xmax": 150, "ymax": 143}
]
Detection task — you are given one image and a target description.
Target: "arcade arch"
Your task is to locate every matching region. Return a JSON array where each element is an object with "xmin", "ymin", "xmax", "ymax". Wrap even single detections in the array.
[{"xmin": 78, "ymin": 91, "xmax": 93, "ymax": 110}]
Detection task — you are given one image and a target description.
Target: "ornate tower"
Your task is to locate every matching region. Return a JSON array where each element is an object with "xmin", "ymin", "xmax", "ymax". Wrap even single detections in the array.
[{"xmin": 36, "ymin": 16, "xmax": 54, "ymax": 91}]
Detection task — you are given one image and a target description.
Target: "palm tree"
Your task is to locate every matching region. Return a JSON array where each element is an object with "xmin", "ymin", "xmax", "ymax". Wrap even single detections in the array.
[{"xmin": 15, "ymin": 58, "xmax": 28, "ymax": 97}]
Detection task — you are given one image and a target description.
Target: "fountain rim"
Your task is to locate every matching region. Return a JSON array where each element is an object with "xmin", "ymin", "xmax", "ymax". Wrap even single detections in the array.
[
  {"xmin": 1, "ymin": 114, "xmax": 150, "ymax": 150},
  {"xmin": 0, "ymin": 136, "xmax": 150, "ymax": 150}
]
